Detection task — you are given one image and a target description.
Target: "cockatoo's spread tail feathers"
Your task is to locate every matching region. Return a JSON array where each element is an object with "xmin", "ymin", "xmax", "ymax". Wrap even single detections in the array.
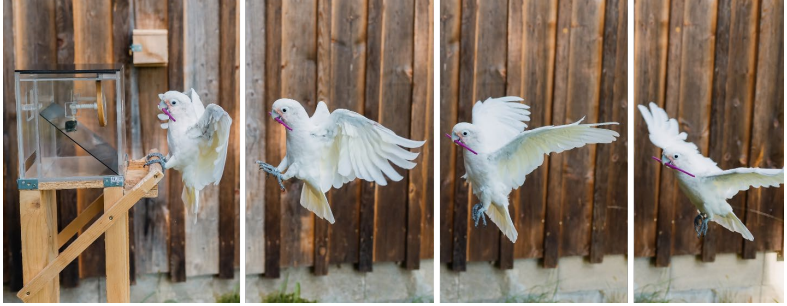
[
  {"xmin": 486, "ymin": 204, "xmax": 518, "ymax": 243},
  {"xmin": 301, "ymin": 180, "xmax": 335, "ymax": 224},
  {"xmin": 267, "ymin": 99, "xmax": 424, "ymax": 223},
  {"xmin": 714, "ymin": 212, "xmax": 753, "ymax": 241}
]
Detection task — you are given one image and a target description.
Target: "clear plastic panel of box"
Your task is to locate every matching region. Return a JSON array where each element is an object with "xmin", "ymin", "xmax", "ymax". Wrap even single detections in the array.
[{"xmin": 15, "ymin": 65, "xmax": 126, "ymax": 183}]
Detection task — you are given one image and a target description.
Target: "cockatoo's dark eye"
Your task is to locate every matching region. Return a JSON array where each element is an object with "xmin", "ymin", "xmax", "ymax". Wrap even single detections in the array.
[
  {"xmin": 673, "ymin": 154, "xmax": 679, "ymax": 159},
  {"xmin": 282, "ymin": 108, "xmax": 287, "ymax": 113},
  {"xmin": 171, "ymin": 101, "xmax": 177, "ymax": 105},
  {"xmin": 462, "ymin": 132, "xmax": 468, "ymax": 136}
]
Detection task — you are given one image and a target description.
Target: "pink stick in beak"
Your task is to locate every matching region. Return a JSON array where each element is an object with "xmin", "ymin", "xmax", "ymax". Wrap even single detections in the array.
[
  {"xmin": 445, "ymin": 133, "xmax": 478, "ymax": 155},
  {"xmin": 162, "ymin": 107, "xmax": 176, "ymax": 122},
  {"xmin": 651, "ymin": 156, "xmax": 695, "ymax": 177},
  {"xmin": 271, "ymin": 111, "xmax": 293, "ymax": 131}
]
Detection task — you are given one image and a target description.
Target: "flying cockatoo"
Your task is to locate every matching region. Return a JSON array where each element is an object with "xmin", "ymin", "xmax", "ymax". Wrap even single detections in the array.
[
  {"xmin": 638, "ymin": 102, "xmax": 783, "ymax": 241},
  {"xmin": 145, "ymin": 89, "xmax": 233, "ymax": 215},
  {"xmin": 448, "ymin": 96, "xmax": 620, "ymax": 243},
  {"xmin": 257, "ymin": 99, "xmax": 425, "ymax": 224}
]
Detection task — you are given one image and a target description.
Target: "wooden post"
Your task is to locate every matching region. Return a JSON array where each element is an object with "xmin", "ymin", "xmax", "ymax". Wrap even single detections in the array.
[
  {"xmin": 104, "ymin": 187, "xmax": 129, "ymax": 302},
  {"xmin": 19, "ymin": 190, "xmax": 59, "ymax": 303}
]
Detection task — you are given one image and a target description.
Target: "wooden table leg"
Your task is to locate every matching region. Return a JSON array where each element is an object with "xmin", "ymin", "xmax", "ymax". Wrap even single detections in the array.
[
  {"xmin": 104, "ymin": 187, "xmax": 129, "ymax": 302},
  {"xmin": 20, "ymin": 190, "xmax": 59, "ymax": 302}
]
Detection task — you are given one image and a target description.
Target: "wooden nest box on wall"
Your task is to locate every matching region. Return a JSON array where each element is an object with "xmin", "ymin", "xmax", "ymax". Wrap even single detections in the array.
[{"xmin": 131, "ymin": 29, "xmax": 168, "ymax": 66}]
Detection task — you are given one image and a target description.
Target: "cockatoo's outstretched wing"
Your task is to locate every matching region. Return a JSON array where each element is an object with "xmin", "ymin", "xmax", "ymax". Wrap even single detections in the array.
[
  {"xmin": 319, "ymin": 109, "xmax": 425, "ymax": 191},
  {"xmin": 472, "ymin": 96, "xmax": 530, "ymax": 151},
  {"xmin": 489, "ymin": 119, "xmax": 619, "ymax": 191},
  {"xmin": 182, "ymin": 104, "xmax": 232, "ymax": 212},
  {"xmin": 637, "ymin": 102, "xmax": 698, "ymax": 153},
  {"xmin": 705, "ymin": 168, "xmax": 784, "ymax": 199}
]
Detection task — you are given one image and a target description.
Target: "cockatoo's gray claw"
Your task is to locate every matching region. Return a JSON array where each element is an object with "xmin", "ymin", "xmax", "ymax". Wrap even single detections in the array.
[
  {"xmin": 471, "ymin": 204, "xmax": 487, "ymax": 227},
  {"xmin": 694, "ymin": 214, "xmax": 703, "ymax": 237},
  {"xmin": 694, "ymin": 213, "xmax": 710, "ymax": 238},
  {"xmin": 257, "ymin": 161, "xmax": 286, "ymax": 191},
  {"xmin": 143, "ymin": 153, "xmax": 167, "ymax": 169}
]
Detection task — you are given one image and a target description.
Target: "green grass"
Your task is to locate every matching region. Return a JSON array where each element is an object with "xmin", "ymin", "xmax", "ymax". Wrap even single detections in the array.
[
  {"xmin": 216, "ymin": 285, "xmax": 240, "ymax": 303},
  {"xmin": 504, "ymin": 282, "xmax": 560, "ymax": 303},
  {"xmin": 634, "ymin": 281, "xmax": 674, "ymax": 303},
  {"xmin": 262, "ymin": 273, "xmax": 316, "ymax": 303}
]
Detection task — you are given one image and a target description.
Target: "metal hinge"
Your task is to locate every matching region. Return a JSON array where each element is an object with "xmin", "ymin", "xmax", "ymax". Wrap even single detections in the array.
[
  {"xmin": 17, "ymin": 179, "xmax": 38, "ymax": 190},
  {"xmin": 104, "ymin": 176, "xmax": 124, "ymax": 187}
]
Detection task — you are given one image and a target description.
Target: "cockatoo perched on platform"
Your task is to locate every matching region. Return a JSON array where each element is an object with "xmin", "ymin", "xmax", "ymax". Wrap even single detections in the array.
[
  {"xmin": 257, "ymin": 99, "xmax": 425, "ymax": 224},
  {"xmin": 448, "ymin": 96, "xmax": 620, "ymax": 243},
  {"xmin": 145, "ymin": 89, "xmax": 233, "ymax": 215},
  {"xmin": 638, "ymin": 102, "xmax": 783, "ymax": 241}
]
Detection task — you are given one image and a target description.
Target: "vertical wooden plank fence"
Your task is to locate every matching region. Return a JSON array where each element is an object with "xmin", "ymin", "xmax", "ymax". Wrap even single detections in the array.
[
  {"xmin": 246, "ymin": 0, "xmax": 434, "ymax": 278},
  {"xmin": 440, "ymin": 0, "xmax": 628, "ymax": 270},
  {"xmin": 634, "ymin": 0, "xmax": 784, "ymax": 265},
  {"xmin": 2, "ymin": 0, "xmax": 240, "ymax": 290}
]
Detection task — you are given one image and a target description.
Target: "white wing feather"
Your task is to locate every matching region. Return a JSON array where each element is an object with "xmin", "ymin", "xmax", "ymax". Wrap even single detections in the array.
[
  {"xmin": 187, "ymin": 88, "xmax": 206, "ymax": 117},
  {"xmin": 318, "ymin": 109, "xmax": 425, "ymax": 191},
  {"xmin": 472, "ymin": 96, "xmax": 530, "ymax": 151},
  {"xmin": 705, "ymin": 168, "xmax": 784, "ymax": 199},
  {"xmin": 637, "ymin": 102, "xmax": 697, "ymax": 153},
  {"xmin": 490, "ymin": 118, "xmax": 619, "ymax": 191}
]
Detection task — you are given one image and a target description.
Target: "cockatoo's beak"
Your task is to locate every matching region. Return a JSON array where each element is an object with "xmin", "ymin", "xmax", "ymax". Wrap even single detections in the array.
[
  {"xmin": 445, "ymin": 133, "xmax": 478, "ymax": 155},
  {"xmin": 270, "ymin": 110, "xmax": 293, "ymax": 131},
  {"xmin": 651, "ymin": 155, "xmax": 695, "ymax": 177},
  {"xmin": 159, "ymin": 100, "xmax": 176, "ymax": 122}
]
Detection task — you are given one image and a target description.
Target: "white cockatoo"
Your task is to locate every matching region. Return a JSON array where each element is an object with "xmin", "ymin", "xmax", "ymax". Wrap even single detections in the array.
[
  {"xmin": 448, "ymin": 96, "xmax": 620, "ymax": 243},
  {"xmin": 145, "ymin": 89, "xmax": 233, "ymax": 215},
  {"xmin": 638, "ymin": 102, "xmax": 783, "ymax": 241},
  {"xmin": 257, "ymin": 99, "xmax": 425, "ymax": 224}
]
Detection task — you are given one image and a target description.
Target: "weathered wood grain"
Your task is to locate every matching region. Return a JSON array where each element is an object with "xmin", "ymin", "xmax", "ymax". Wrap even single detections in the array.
[
  {"xmin": 327, "ymin": 0, "xmax": 367, "ymax": 266},
  {"xmin": 744, "ymin": 0, "xmax": 784, "ymax": 259},
  {"xmin": 245, "ymin": 0, "xmax": 267, "ymax": 275},
  {"xmin": 263, "ymin": 0, "xmax": 283, "ymax": 278},
  {"xmin": 543, "ymin": 0, "xmax": 574, "ymax": 269},
  {"xmin": 440, "ymin": 0, "xmax": 461, "ymax": 265},
  {"xmin": 217, "ymin": 0, "xmax": 238, "ymax": 280}
]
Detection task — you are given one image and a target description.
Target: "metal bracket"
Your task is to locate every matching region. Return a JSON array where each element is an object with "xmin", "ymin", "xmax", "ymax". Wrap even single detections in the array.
[
  {"xmin": 17, "ymin": 179, "xmax": 38, "ymax": 190},
  {"xmin": 103, "ymin": 176, "xmax": 124, "ymax": 187},
  {"xmin": 129, "ymin": 44, "xmax": 142, "ymax": 52}
]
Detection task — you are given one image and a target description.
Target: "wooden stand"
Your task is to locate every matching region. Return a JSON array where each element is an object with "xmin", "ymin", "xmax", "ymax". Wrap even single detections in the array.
[{"xmin": 16, "ymin": 152, "xmax": 164, "ymax": 303}]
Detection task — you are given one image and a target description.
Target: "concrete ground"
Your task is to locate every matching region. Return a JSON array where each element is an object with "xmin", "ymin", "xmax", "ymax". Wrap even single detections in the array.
[
  {"xmin": 635, "ymin": 252, "xmax": 783, "ymax": 303},
  {"xmin": 245, "ymin": 259, "xmax": 435, "ymax": 302},
  {"xmin": 3, "ymin": 270, "xmax": 239, "ymax": 303},
  {"xmin": 440, "ymin": 255, "xmax": 628, "ymax": 303}
]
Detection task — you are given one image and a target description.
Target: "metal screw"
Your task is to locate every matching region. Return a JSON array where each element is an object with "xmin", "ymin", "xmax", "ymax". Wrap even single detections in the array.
[
  {"xmin": 109, "ymin": 216, "xmax": 114, "ymax": 221},
  {"xmin": 26, "ymin": 291, "xmax": 30, "ymax": 296}
]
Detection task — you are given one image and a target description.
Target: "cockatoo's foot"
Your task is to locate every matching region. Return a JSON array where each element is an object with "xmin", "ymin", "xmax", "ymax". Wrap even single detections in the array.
[
  {"xmin": 257, "ymin": 161, "xmax": 286, "ymax": 191},
  {"xmin": 693, "ymin": 214, "xmax": 703, "ymax": 236},
  {"xmin": 471, "ymin": 204, "xmax": 487, "ymax": 227},
  {"xmin": 694, "ymin": 213, "xmax": 710, "ymax": 238},
  {"xmin": 144, "ymin": 152, "xmax": 167, "ymax": 169}
]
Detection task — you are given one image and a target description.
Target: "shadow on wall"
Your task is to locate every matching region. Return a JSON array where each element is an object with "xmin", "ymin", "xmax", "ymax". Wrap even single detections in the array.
[
  {"xmin": 440, "ymin": 255, "xmax": 628, "ymax": 303},
  {"xmin": 635, "ymin": 253, "xmax": 784, "ymax": 303}
]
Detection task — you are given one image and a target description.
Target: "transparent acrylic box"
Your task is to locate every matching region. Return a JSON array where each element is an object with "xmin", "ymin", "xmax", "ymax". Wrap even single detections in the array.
[{"xmin": 15, "ymin": 64, "xmax": 126, "ymax": 186}]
